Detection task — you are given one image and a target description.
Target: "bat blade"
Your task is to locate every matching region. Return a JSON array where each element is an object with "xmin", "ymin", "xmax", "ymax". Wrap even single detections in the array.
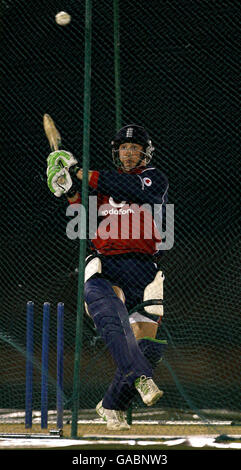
[
  {"xmin": 43, "ymin": 113, "xmax": 65, "ymax": 184},
  {"xmin": 43, "ymin": 113, "xmax": 62, "ymax": 151}
]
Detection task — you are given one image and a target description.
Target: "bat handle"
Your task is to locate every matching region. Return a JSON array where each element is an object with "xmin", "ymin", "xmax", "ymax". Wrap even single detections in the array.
[{"xmin": 58, "ymin": 176, "xmax": 66, "ymax": 185}]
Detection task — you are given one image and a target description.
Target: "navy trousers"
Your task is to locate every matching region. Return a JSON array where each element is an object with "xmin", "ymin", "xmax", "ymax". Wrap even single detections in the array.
[
  {"xmin": 84, "ymin": 254, "xmax": 163, "ymax": 410},
  {"xmin": 99, "ymin": 255, "xmax": 158, "ymax": 311}
]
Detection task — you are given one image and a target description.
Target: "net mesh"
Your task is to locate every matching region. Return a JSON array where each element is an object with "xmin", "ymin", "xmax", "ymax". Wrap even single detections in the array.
[{"xmin": 1, "ymin": 0, "xmax": 240, "ymax": 436}]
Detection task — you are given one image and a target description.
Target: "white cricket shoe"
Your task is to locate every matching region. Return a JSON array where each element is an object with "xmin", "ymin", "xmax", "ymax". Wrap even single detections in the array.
[
  {"xmin": 134, "ymin": 375, "xmax": 163, "ymax": 406},
  {"xmin": 96, "ymin": 400, "xmax": 130, "ymax": 431}
]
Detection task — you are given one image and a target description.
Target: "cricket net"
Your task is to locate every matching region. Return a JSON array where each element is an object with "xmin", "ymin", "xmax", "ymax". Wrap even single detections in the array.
[{"xmin": 0, "ymin": 0, "xmax": 240, "ymax": 440}]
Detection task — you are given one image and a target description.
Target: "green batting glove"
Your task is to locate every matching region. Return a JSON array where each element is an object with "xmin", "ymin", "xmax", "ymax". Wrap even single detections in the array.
[
  {"xmin": 47, "ymin": 166, "xmax": 74, "ymax": 197},
  {"xmin": 46, "ymin": 150, "xmax": 78, "ymax": 197},
  {"xmin": 47, "ymin": 150, "xmax": 78, "ymax": 176}
]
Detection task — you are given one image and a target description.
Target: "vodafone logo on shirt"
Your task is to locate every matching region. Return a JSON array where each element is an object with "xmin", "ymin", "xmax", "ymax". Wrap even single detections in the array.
[{"xmin": 143, "ymin": 177, "xmax": 152, "ymax": 187}]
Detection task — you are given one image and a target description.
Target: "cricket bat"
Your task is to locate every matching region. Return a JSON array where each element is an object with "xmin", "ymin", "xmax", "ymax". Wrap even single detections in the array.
[
  {"xmin": 43, "ymin": 113, "xmax": 62, "ymax": 151},
  {"xmin": 43, "ymin": 113, "xmax": 65, "ymax": 184}
]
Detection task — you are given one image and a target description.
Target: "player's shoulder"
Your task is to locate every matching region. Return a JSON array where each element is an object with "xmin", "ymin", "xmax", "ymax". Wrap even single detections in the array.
[{"xmin": 139, "ymin": 166, "xmax": 168, "ymax": 186}]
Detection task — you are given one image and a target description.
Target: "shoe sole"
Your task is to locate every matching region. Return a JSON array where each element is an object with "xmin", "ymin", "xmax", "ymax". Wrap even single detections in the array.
[
  {"xmin": 96, "ymin": 403, "xmax": 130, "ymax": 430},
  {"xmin": 107, "ymin": 423, "xmax": 130, "ymax": 431}
]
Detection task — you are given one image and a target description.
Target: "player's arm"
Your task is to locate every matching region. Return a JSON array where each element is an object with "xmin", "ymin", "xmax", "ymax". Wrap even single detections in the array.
[
  {"xmin": 75, "ymin": 169, "xmax": 169, "ymax": 205},
  {"xmin": 46, "ymin": 152, "xmax": 168, "ymax": 206},
  {"xmin": 67, "ymin": 191, "xmax": 81, "ymax": 203},
  {"xmin": 66, "ymin": 169, "xmax": 96, "ymax": 203}
]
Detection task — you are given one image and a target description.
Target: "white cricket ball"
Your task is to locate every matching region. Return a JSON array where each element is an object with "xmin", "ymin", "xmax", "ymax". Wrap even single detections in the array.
[{"xmin": 55, "ymin": 11, "xmax": 71, "ymax": 26}]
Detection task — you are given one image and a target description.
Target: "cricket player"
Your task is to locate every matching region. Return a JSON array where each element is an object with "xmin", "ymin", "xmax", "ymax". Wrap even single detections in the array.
[{"xmin": 47, "ymin": 124, "xmax": 169, "ymax": 430}]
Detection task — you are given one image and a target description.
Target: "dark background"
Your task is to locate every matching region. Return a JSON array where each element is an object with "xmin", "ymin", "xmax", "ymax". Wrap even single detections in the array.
[{"xmin": 1, "ymin": 0, "xmax": 240, "ymax": 413}]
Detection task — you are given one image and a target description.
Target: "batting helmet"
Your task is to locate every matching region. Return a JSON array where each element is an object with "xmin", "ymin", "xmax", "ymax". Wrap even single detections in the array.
[{"xmin": 111, "ymin": 124, "xmax": 155, "ymax": 168}]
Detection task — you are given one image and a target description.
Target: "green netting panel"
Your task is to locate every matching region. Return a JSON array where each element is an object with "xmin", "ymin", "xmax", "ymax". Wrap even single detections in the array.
[{"xmin": 1, "ymin": 0, "xmax": 240, "ymax": 437}]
